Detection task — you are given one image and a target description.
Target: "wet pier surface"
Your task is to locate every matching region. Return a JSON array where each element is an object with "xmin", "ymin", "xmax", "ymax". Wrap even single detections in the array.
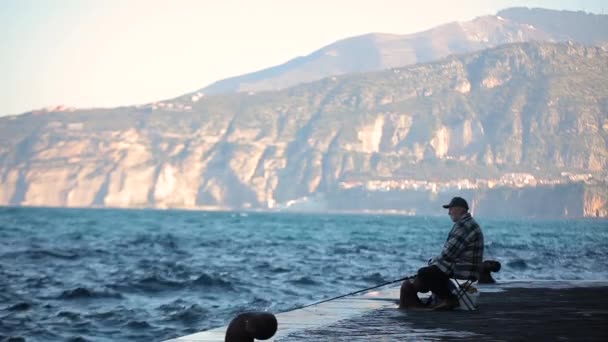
[{"xmin": 167, "ymin": 281, "xmax": 608, "ymax": 341}]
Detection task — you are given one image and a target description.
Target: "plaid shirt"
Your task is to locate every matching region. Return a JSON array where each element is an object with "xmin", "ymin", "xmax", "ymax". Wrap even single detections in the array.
[{"xmin": 430, "ymin": 213, "xmax": 484, "ymax": 280}]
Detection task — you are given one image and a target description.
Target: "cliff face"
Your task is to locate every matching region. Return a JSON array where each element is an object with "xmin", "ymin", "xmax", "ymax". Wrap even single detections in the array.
[
  {"xmin": 1, "ymin": 42, "xmax": 607, "ymax": 216},
  {"xmin": 584, "ymin": 185, "xmax": 608, "ymax": 217}
]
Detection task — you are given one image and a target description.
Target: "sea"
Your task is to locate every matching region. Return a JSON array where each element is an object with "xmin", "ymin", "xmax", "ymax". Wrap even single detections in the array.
[{"xmin": 1, "ymin": 207, "xmax": 607, "ymax": 342}]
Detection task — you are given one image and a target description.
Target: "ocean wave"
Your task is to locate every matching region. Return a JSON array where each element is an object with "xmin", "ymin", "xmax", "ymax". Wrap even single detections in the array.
[
  {"xmin": 125, "ymin": 320, "xmax": 152, "ymax": 329},
  {"xmin": 84, "ymin": 307, "xmax": 144, "ymax": 324},
  {"xmin": 58, "ymin": 287, "xmax": 123, "ymax": 300},
  {"xmin": 159, "ymin": 301, "xmax": 208, "ymax": 324},
  {"xmin": 24, "ymin": 275, "xmax": 65, "ymax": 290},
  {"xmin": 253, "ymin": 261, "xmax": 290, "ymax": 274},
  {"xmin": 3, "ymin": 248, "xmax": 81, "ymax": 260},
  {"xmin": 131, "ymin": 275, "xmax": 185, "ymax": 293},
  {"xmin": 110, "ymin": 271, "xmax": 235, "ymax": 293},
  {"xmin": 288, "ymin": 276, "xmax": 319, "ymax": 286},
  {"xmin": 192, "ymin": 273, "xmax": 233, "ymax": 288},
  {"xmin": 7, "ymin": 302, "xmax": 31, "ymax": 311},
  {"xmin": 270, "ymin": 267, "xmax": 290, "ymax": 273},
  {"xmin": 361, "ymin": 272, "xmax": 389, "ymax": 284},
  {"xmin": 66, "ymin": 337, "xmax": 90, "ymax": 342},
  {"xmin": 486, "ymin": 241, "xmax": 531, "ymax": 250},
  {"xmin": 331, "ymin": 246, "xmax": 353, "ymax": 254},
  {"xmin": 248, "ymin": 296, "xmax": 273, "ymax": 310},
  {"xmin": 127, "ymin": 233, "xmax": 182, "ymax": 251},
  {"xmin": 1, "ymin": 336, "xmax": 27, "ymax": 342},
  {"xmin": 57, "ymin": 311, "xmax": 82, "ymax": 321},
  {"xmin": 506, "ymin": 259, "xmax": 529, "ymax": 270},
  {"xmin": 167, "ymin": 304, "xmax": 207, "ymax": 323}
]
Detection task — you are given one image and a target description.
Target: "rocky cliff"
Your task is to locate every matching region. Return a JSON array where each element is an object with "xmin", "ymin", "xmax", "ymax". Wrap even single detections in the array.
[{"xmin": 1, "ymin": 42, "xmax": 607, "ymax": 216}]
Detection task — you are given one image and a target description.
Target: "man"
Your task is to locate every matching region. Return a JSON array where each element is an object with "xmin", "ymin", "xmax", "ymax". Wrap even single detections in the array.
[{"xmin": 399, "ymin": 196, "xmax": 484, "ymax": 310}]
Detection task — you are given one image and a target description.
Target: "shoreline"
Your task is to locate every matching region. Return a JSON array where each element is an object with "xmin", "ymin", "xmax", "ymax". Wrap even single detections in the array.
[{"xmin": 2, "ymin": 205, "xmax": 608, "ymax": 220}]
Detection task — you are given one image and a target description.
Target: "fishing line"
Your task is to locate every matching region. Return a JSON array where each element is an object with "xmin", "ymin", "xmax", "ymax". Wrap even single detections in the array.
[{"xmin": 292, "ymin": 275, "xmax": 415, "ymax": 311}]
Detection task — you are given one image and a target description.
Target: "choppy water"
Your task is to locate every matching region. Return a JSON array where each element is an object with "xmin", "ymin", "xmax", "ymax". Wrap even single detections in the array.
[{"xmin": 1, "ymin": 207, "xmax": 607, "ymax": 341}]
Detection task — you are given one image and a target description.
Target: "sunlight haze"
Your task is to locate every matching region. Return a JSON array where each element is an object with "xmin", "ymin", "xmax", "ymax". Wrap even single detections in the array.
[{"xmin": 0, "ymin": 0, "xmax": 605, "ymax": 115}]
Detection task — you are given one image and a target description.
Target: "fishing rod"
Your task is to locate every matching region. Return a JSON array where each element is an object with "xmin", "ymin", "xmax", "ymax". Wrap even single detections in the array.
[{"xmin": 294, "ymin": 274, "xmax": 415, "ymax": 311}]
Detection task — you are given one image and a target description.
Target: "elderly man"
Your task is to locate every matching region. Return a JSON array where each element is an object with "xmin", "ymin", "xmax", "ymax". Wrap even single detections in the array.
[{"xmin": 399, "ymin": 197, "xmax": 484, "ymax": 310}]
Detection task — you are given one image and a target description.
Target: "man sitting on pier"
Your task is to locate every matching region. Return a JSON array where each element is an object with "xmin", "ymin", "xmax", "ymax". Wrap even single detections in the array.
[{"xmin": 399, "ymin": 197, "xmax": 484, "ymax": 310}]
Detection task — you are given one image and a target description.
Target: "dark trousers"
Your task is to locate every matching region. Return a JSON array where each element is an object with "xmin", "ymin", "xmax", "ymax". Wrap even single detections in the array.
[{"xmin": 417, "ymin": 265, "xmax": 455, "ymax": 300}]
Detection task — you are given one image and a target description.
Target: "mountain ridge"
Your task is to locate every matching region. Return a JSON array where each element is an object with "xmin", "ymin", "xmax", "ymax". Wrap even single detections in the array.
[
  {"xmin": 197, "ymin": 7, "xmax": 608, "ymax": 97},
  {"xmin": 1, "ymin": 41, "xmax": 607, "ymax": 217}
]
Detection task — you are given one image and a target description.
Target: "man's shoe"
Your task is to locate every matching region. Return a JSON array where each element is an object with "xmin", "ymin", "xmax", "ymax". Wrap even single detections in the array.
[{"xmin": 431, "ymin": 297, "xmax": 459, "ymax": 311}]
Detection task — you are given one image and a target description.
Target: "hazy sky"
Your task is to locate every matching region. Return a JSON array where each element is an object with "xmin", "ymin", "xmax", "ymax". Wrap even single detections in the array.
[{"xmin": 0, "ymin": 0, "xmax": 605, "ymax": 116}]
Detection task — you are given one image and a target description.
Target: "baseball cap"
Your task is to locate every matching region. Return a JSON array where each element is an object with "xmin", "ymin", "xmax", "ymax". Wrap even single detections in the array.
[{"xmin": 442, "ymin": 197, "xmax": 469, "ymax": 210}]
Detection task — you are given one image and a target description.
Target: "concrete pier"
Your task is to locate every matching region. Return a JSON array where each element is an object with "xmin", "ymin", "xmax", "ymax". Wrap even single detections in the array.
[{"xmin": 166, "ymin": 280, "xmax": 608, "ymax": 341}]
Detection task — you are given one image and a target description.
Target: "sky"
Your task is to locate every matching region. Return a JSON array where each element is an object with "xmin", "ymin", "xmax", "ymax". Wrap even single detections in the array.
[{"xmin": 0, "ymin": 0, "xmax": 606, "ymax": 116}]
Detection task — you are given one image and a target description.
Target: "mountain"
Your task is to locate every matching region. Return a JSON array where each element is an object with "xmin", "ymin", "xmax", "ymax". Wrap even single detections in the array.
[
  {"xmin": 497, "ymin": 7, "xmax": 608, "ymax": 45},
  {"xmin": 1, "ymin": 42, "xmax": 607, "ymax": 217},
  {"xmin": 199, "ymin": 8, "xmax": 608, "ymax": 96}
]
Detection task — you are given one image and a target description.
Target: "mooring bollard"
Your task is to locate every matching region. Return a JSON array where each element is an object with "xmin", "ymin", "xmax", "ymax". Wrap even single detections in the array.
[{"xmin": 225, "ymin": 311, "xmax": 278, "ymax": 342}]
